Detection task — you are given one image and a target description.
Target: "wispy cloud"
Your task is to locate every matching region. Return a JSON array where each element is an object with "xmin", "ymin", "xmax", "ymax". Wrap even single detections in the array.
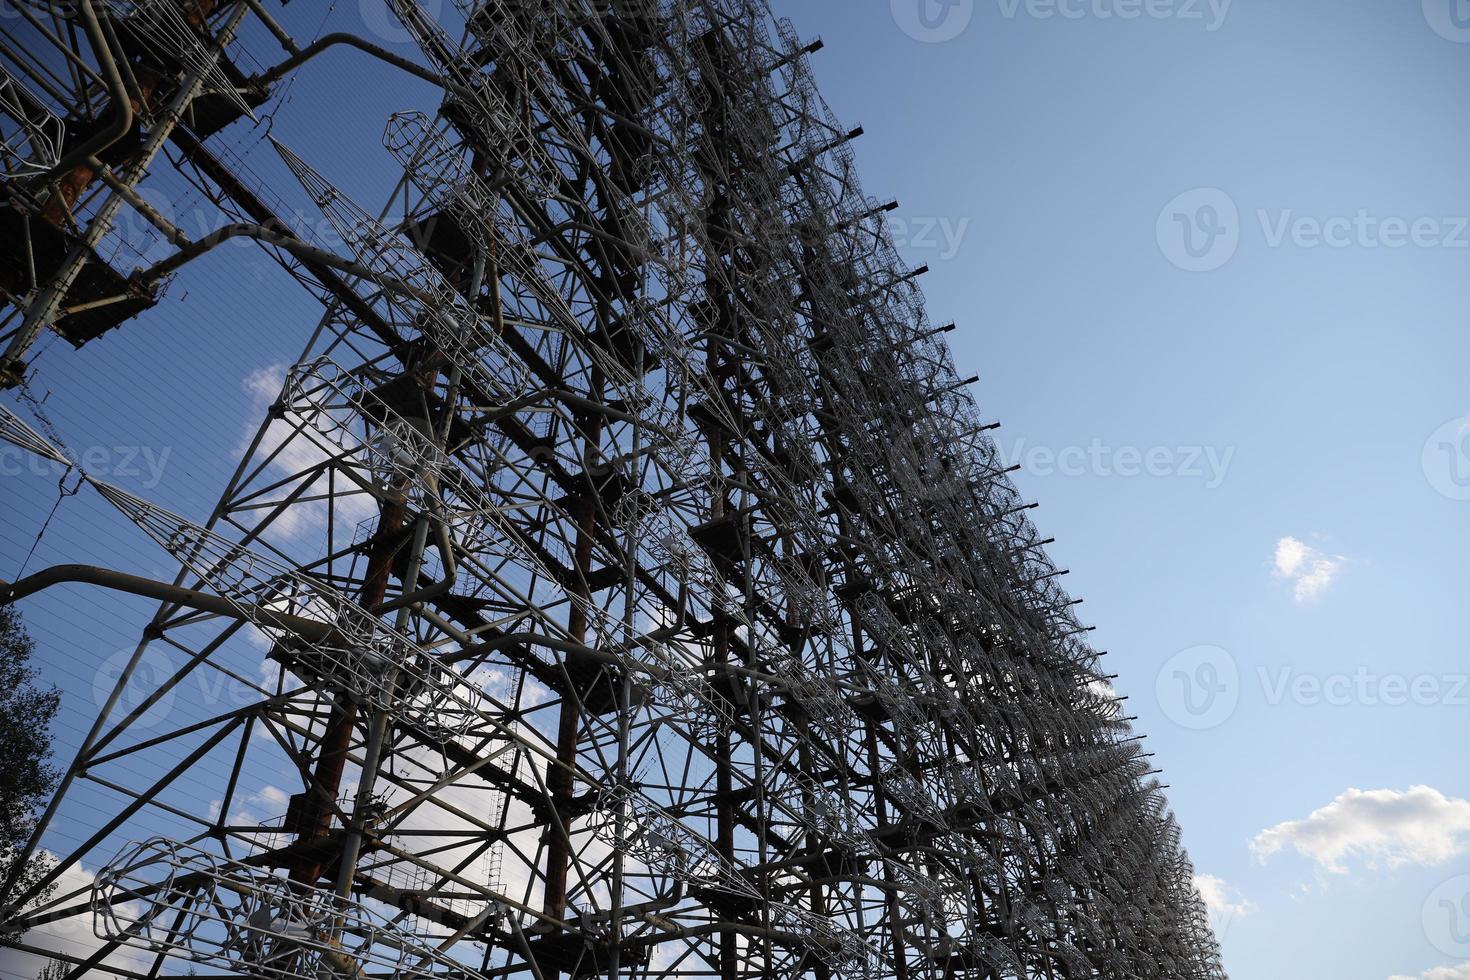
[
  {"xmin": 208, "ymin": 783, "xmax": 292, "ymax": 827},
  {"xmin": 0, "ymin": 853, "xmax": 152, "ymax": 977},
  {"xmin": 236, "ymin": 362, "xmax": 376, "ymax": 538},
  {"xmin": 1193, "ymin": 872, "xmax": 1254, "ymax": 927},
  {"xmin": 1252, "ymin": 786, "xmax": 1470, "ymax": 873},
  {"xmin": 1272, "ymin": 535, "xmax": 1347, "ymax": 603},
  {"xmin": 1389, "ymin": 966, "xmax": 1470, "ymax": 980}
]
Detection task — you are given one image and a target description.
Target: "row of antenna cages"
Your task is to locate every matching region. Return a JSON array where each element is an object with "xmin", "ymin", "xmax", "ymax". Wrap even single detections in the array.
[
  {"xmin": 0, "ymin": 1, "xmax": 1214, "ymax": 977},
  {"xmin": 1, "ymin": 396, "xmax": 1154, "ymax": 978}
]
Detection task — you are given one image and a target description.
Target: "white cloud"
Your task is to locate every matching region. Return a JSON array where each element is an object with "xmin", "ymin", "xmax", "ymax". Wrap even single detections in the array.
[
  {"xmin": 242, "ymin": 362, "xmax": 286, "ymax": 405},
  {"xmin": 0, "ymin": 852, "xmax": 151, "ymax": 977},
  {"xmin": 1272, "ymin": 535, "xmax": 1346, "ymax": 603},
  {"xmin": 1274, "ymin": 536, "xmax": 1310, "ymax": 577},
  {"xmin": 236, "ymin": 363, "xmax": 376, "ymax": 539},
  {"xmin": 1389, "ymin": 966, "xmax": 1470, "ymax": 980},
  {"xmin": 207, "ymin": 782, "xmax": 294, "ymax": 828},
  {"xmin": 1252, "ymin": 786, "xmax": 1470, "ymax": 873},
  {"xmin": 1193, "ymin": 872, "xmax": 1254, "ymax": 923}
]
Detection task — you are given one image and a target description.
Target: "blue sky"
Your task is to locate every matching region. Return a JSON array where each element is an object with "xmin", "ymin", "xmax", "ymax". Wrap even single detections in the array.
[{"xmin": 2, "ymin": 2, "xmax": 1469, "ymax": 979}]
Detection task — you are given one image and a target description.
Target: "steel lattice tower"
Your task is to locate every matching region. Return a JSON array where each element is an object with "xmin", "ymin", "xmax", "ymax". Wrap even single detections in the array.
[{"xmin": 0, "ymin": 2, "xmax": 1228, "ymax": 978}]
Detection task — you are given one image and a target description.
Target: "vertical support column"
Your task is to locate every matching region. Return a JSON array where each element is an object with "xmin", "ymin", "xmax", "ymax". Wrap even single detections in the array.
[
  {"xmin": 543, "ymin": 369, "xmax": 607, "ymax": 928},
  {"xmin": 706, "ymin": 382, "xmax": 739, "ymax": 980},
  {"xmin": 290, "ymin": 495, "xmax": 409, "ymax": 887}
]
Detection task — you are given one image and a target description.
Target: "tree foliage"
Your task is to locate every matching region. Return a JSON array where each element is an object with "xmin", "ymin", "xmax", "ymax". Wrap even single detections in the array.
[{"xmin": 0, "ymin": 604, "xmax": 60, "ymax": 938}]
